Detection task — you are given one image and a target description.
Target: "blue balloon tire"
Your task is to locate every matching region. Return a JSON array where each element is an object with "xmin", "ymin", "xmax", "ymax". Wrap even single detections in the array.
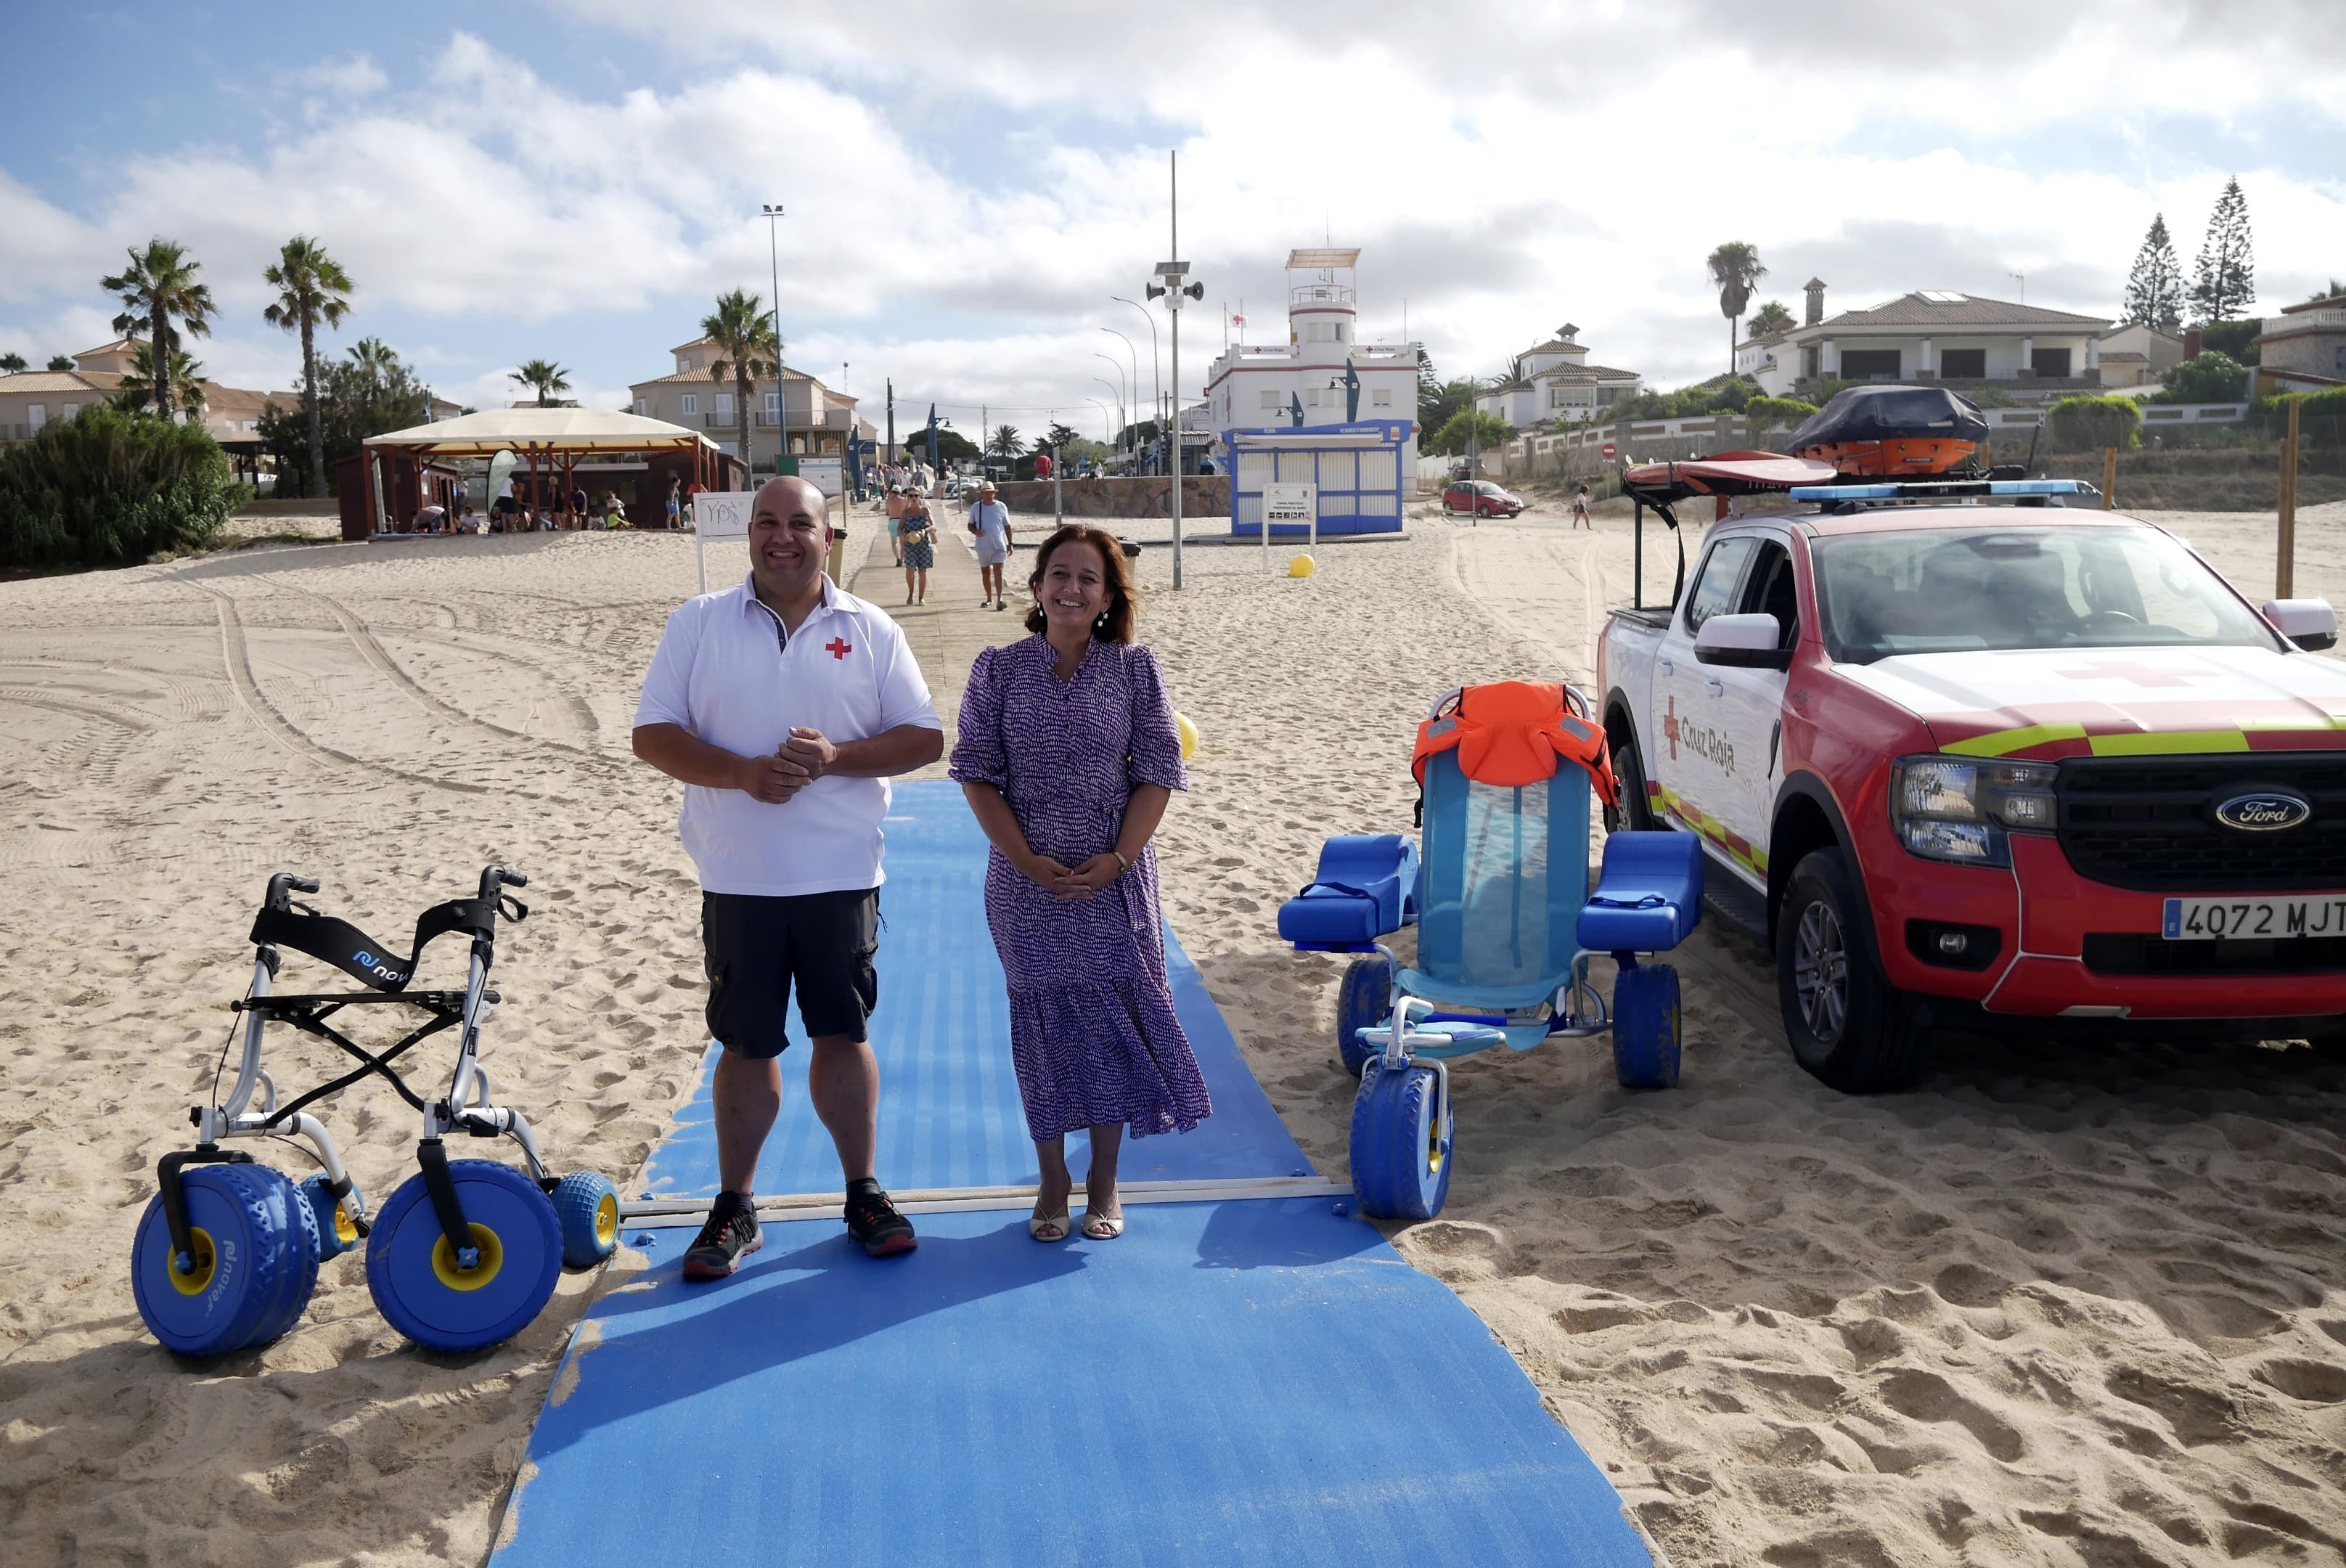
[
  {"xmin": 132, "ymin": 1163, "xmax": 320, "ymax": 1357},
  {"xmin": 1336, "ymin": 955, "xmax": 1394, "ymax": 1077},
  {"xmin": 367, "ymin": 1159, "xmax": 560, "ymax": 1353},
  {"xmin": 1612, "ymin": 963, "xmax": 1683, "ymax": 1090},
  {"xmin": 1349, "ymin": 1058, "xmax": 1452, "ymax": 1221},
  {"xmin": 298, "ymin": 1174, "xmax": 352, "ymax": 1262},
  {"xmin": 553, "ymin": 1171, "xmax": 621, "ymax": 1270}
]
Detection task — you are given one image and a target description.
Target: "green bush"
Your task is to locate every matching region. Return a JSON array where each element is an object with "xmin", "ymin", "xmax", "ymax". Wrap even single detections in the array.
[
  {"xmin": 2045, "ymin": 395, "xmax": 2143, "ymax": 452},
  {"xmin": 1744, "ymin": 396, "xmax": 1818, "ymax": 431},
  {"xmin": 2156, "ymin": 351, "xmax": 2250, "ymax": 405},
  {"xmin": 0, "ymin": 405, "xmax": 240, "ymax": 568}
]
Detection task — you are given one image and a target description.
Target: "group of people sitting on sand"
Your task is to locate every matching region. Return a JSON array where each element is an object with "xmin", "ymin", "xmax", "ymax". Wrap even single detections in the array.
[{"xmin": 393, "ymin": 483, "xmax": 639, "ymax": 536}]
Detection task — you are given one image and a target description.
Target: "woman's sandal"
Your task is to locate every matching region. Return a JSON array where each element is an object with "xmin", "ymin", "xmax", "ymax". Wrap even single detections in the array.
[
  {"xmin": 1079, "ymin": 1209, "xmax": 1124, "ymax": 1241},
  {"xmin": 1029, "ymin": 1208, "xmax": 1071, "ymax": 1243}
]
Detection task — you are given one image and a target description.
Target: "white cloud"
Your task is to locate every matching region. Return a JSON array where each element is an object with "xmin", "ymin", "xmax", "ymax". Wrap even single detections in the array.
[{"xmin": 1, "ymin": 6, "xmax": 2339, "ymax": 411}]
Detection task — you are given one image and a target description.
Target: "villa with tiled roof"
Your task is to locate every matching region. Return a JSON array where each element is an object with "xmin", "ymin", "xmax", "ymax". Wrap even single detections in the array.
[
  {"xmin": 1739, "ymin": 282, "xmax": 2114, "ymax": 401},
  {"xmin": 0, "ymin": 338, "xmax": 303, "ymax": 451},
  {"xmin": 1474, "ymin": 324, "xmax": 1642, "ymax": 430},
  {"xmin": 629, "ymin": 336, "xmax": 873, "ymax": 470}
]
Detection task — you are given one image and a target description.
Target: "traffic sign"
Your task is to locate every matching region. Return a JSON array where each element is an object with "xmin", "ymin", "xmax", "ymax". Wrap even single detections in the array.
[{"xmin": 1601, "ymin": 443, "xmax": 1617, "ymax": 459}]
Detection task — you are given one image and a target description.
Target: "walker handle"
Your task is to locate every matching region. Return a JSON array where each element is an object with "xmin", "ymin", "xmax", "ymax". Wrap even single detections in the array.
[{"xmin": 266, "ymin": 873, "xmax": 321, "ymax": 911}]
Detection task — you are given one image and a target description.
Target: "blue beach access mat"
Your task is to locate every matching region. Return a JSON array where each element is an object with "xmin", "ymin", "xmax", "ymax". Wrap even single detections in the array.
[{"xmin": 491, "ymin": 783, "xmax": 1654, "ymax": 1567}]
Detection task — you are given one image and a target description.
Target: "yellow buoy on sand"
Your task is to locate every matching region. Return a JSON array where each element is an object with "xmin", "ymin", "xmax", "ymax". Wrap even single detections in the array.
[
  {"xmin": 1174, "ymin": 711, "xmax": 1200, "ymax": 761},
  {"xmin": 1288, "ymin": 553, "xmax": 1316, "ymax": 579}
]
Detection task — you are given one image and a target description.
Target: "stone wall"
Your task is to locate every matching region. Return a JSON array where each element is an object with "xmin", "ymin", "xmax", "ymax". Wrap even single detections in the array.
[{"xmin": 988, "ymin": 475, "xmax": 1230, "ymax": 519}]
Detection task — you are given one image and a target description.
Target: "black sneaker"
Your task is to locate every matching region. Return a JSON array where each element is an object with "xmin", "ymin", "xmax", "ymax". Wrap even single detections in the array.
[
  {"xmin": 680, "ymin": 1193, "xmax": 762, "ymax": 1281},
  {"xmin": 844, "ymin": 1185, "xmax": 917, "ymax": 1257}
]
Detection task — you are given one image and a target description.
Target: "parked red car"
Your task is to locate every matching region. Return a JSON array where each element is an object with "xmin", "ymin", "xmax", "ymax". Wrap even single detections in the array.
[{"xmin": 1442, "ymin": 481, "xmax": 1524, "ymax": 518}]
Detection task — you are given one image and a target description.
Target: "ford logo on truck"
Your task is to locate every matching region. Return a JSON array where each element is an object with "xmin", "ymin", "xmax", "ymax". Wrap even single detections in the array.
[{"xmin": 2215, "ymin": 792, "xmax": 2311, "ymax": 832}]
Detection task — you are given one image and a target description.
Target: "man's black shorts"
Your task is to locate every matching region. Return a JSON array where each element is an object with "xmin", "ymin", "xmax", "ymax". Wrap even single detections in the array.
[{"xmin": 701, "ymin": 888, "xmax": 879, "ymax": 1055}]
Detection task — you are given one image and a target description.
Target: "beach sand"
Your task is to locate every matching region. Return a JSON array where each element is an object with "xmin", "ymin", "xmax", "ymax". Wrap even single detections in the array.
[{"xmin": 1, "ymin": 499, "xmax": 2342, "ymax": 1567}]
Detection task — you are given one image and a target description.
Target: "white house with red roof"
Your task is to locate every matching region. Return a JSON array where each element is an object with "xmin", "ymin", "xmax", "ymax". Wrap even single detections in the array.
[{"xmin": 1474, "ymin": 323, "xmax": 1642, "ymax": 429}]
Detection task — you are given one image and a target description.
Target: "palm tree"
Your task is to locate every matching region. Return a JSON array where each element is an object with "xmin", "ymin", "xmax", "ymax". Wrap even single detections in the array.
[
  {"xmin": 1747, "ymin": 300, "xmax": 1796, "ymax": 338},
  {"xmin": 0, "ymin": 352, "xmax": 24, "ymax": 375},
  {"xmin": 46, "ymin": 355, "xmax": 73, "ymax": 372},
  {"xmin": 1706, "ymin": 242, "xmax": 1768, "ymax": 377},
  {"xmin": 510, "ymin": 358, "xmax": 572, "ymax": 407},
  {"xmin": 350, "ymin": 336, "xmax": 402, "ymax": 385},
  {"xmin": 100, "ymin": 237, "xmax": 216, "ymax": 422},
  {"xmin": 263, "ymin": 237, "xmax": 354, "ymax": 499},
  {"xmin": 698, "ymin": 290, "xmax": 777, "ymax": 470},
  {"xmin": 120, "ymin": 343, "xmax": 208, "ymax": 416}
]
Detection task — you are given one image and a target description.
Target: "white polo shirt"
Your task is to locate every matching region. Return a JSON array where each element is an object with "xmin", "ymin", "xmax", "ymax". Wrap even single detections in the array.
[{"xmin": 633, "ymin": 574, "xmax": 940, "ymax": 897}]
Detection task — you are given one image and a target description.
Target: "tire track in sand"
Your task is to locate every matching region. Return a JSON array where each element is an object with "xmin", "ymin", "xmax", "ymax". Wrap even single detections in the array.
[{"xmin": 195, "ymin": 584, "xmax": 488, "ymax": 796}]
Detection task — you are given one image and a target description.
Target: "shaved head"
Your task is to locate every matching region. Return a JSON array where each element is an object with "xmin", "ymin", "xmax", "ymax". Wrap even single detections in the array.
[{"xmin": 753, "ymin": 474, "xmax": 827, "ymax": 521}]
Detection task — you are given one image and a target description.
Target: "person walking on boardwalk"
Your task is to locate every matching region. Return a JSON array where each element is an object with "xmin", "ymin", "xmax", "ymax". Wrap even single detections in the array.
[
  {"xmin": 883, "ymin": 484, "xmax": 907, "ymax": 566},
  {"xmin": 898, "ymin": 487, "xmax": 936, "ymax": 605},
  {"xmin": 967, "ymin": 480, "xmax": 1013, "ymax": 611},
  {"xmin": 949, "ymin": 524, "xmax": 1211, "ymax": 1244},
  {"xmin": 632, "ymin": 475, "xmax": 944, "ymax": 1274}
]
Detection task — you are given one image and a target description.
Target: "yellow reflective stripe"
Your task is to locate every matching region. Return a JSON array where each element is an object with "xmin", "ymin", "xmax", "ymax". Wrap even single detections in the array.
[
  {"xmin": 2086, "ymin": 729, "xmax": 2250, "ymax": 756},
  {"xmin": 1651, "ymin": 782, "xmax": 1767, "ymax": 874},
  {"xmin": 1943, "ymin": 722, "xmax": 2087, "ymax": 757}
]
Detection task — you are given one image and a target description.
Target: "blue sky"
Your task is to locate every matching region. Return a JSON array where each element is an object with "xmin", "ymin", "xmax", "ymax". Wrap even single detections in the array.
[{"xmin": 4, "ymin": 1, "xmax": 2339, "ymax": 433}]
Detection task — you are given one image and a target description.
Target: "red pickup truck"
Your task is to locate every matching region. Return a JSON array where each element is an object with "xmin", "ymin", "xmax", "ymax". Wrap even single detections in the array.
[{"xmin": 1596, "ymin": 489, "xmax": 2346, "ymax": 1090}]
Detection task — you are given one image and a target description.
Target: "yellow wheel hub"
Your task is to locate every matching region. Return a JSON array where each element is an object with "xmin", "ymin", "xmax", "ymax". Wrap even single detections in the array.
[
  {"xmin": 594, "ymin": 1192, "xmax": 619, "ymax": 1249},
  {"xmin": 332, "ymin": 1204, "xmax": 360, "ymax": 1247},
  {"xmin": 430, "ymin": 1223, "xmax": 505, "ymax": 1291},
  {"xmin": 168, "ymin": 1227, "xmax": 218, "ymax": 1296}
]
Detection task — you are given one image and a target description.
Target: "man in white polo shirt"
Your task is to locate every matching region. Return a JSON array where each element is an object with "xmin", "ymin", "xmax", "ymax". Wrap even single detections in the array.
[{"xmin": 632, "ymin": 475, "xmax": 943, "ymax": 1274}]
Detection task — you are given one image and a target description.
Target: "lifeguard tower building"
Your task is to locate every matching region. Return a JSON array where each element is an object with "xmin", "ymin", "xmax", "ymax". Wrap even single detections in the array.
[{"xmin": 1206, "ymin": 248, "xmax": 1421, "ymax": 536}]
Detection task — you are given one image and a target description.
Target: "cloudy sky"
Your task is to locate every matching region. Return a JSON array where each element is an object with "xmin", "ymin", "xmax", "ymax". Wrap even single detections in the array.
[{"xmin": 5, "ymin": 1, "xmax": 2339, "ymax": 437}]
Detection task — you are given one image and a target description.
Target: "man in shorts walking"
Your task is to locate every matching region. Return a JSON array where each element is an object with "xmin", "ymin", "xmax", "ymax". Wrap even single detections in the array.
[
  {"xmin": 967, "ymin": 481, "xmax": 1013, "ymax": 611},
  {"xmin": 632, "ymin": 475, "xmax": 944, "ymax": 1275}
]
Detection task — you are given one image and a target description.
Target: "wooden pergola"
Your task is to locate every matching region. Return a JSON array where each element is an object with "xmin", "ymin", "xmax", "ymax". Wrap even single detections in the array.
[{"xmin": 359, "ymin": 408, "xmax": 744, "ymax": 534}]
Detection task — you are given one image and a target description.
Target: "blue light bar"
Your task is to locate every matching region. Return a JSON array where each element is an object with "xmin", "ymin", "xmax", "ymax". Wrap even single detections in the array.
[{"xmin": 1788, "ymin": 478, "xmax": 2098, "ymax": 501}]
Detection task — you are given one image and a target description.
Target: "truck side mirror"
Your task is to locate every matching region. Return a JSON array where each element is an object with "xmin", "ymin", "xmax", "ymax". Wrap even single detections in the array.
[
  {"xmin": 1693, "ymin": 613, "xmax": 1791, "ymax": 670},
  {"xmin": 2262, "ymin": 598, "xmax": 2337, "ymax": 653}
]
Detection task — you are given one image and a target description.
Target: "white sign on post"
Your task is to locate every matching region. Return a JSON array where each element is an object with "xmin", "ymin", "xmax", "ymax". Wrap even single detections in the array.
[
  {"xmin": 692, "ymin": 491, "xmax": 755, "ymax": 595},
  {"xmin": 1264, "ymin": 481, "xmax": 1317, "ymax": 563},
  {"xmin": 798, "ymin": 457, "xmax": 843, "ymax": 498}
]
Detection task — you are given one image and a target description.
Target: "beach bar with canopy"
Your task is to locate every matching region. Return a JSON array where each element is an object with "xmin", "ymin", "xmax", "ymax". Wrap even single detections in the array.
[{"xmin": 352, "ymin": 408, "xmax": 746, "ymax": 540}]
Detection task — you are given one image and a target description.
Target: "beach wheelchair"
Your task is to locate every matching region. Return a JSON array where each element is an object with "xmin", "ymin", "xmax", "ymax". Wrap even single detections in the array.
[
  {"xmin": 130, "ymin": 866, "xmax": 620, "ymax": 1357},
  {"xmin": 1280, "ymin": 683, "xmax": 1701, "ymax": 1220}
]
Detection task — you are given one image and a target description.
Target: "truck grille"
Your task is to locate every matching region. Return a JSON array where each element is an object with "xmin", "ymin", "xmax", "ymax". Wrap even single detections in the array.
[{"xmin": 2055, "ymin": 753, "xmax": 2346, "ymax": 891}]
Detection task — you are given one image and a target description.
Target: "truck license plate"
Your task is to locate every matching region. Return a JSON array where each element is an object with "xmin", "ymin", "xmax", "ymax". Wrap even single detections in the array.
[{"xmin": 2162, "ymin": 894, "xmax": 2346, "ymax": 941}]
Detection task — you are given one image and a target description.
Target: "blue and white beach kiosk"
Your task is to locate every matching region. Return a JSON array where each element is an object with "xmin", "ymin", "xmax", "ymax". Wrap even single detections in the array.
[{"xmin": 1226, "ymin": 419, "xmax": 1411, "ymax": 537}]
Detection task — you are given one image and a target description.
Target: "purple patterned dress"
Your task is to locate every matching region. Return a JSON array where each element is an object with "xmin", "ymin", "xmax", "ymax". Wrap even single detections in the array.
[{"xmin": 949, "ymin": 636, "xmax": 1213, "ymax": 1143}]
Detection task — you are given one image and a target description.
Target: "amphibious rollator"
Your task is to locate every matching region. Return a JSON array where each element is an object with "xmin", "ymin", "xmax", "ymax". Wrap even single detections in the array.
[{"xmin": 131, "ymin": 865, "xmax": 620, "ymax": 1357}]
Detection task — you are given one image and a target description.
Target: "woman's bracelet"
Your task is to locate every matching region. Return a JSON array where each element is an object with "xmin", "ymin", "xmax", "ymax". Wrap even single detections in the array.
[{"xmin": 1109, "ymin": 850, "xmax": 1130, "ymax": 876}]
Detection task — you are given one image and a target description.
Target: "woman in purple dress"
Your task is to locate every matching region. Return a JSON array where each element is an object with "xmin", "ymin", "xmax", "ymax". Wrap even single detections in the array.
[{"xmin": 949, "ymin": 524, "xmax": 1212, "ymax": 1242}]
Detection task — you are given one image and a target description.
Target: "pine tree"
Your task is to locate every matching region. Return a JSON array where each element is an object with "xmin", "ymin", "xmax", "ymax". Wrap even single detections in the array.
[
  {"xmin": 2121, "ymin": 214, "xmax": 2183, "ymax": 333},
  {"xmin": 2189, "ymin": 177, "xmax": 2256, "ymax": 325}
]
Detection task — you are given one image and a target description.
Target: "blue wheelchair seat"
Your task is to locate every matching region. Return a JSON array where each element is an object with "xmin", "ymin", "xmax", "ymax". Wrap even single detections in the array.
[
  {"xmin": 1577, "ymin": 831, "xmax": 1703, "ymax": 955},
  {"xmin": 1278, "ymin": 834, "xmax": 1420, "ymax": 950}
]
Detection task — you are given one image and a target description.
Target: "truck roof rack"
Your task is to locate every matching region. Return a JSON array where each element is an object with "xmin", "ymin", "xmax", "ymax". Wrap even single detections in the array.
[{"xmin": 1786, "ymin": 478, "xmax": 2100, "ymax": 503}]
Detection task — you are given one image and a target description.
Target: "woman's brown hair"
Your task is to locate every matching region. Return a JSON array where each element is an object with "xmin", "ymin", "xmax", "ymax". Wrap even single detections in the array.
[{"xmin": 1024, "ymin": 524, "xmax": 1137, "ymax": 643}]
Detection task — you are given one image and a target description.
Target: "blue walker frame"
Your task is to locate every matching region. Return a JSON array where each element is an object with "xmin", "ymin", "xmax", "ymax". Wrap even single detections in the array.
[{"xmin": 1279, "ymin": 687, "xmax": 1704, "ymax": 1220}]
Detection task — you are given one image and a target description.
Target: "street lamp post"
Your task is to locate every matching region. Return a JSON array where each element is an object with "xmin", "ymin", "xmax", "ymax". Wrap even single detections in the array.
[
  {"xmin": 1092, "ymin": 376, "xmax": 1126, "ymax": 465},
  {"xmin": 1100, "ymin": 327, "xmax": 1140, "ymax": 470},
  {"xmin": 761, "ymin": 203, "xmax": 784, "ymax": 475},
  {"xmin": 1111, "ymin": 296, "xmax": 1162, "ymax": 473},
  {"xmin": 1085, "ymin": 396, "xmax": 1113, "ymax": 446},
  {"xmin": 1092, "ymin": 354, "xmax": 1129, "ymax": 464}
]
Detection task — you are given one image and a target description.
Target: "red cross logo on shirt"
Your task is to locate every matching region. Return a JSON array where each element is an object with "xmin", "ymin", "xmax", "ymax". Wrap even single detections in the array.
[
  {"xmin": 825, "ymin": 637, "xmax": 854, "ymax": 661},
  {"xmin": 1662, "ymin": 694, "xmax": 1680, "ymax": 760},
  {"xmin": 2055, "ymin": 660, "xmax": 2210, "ymax": 688}
]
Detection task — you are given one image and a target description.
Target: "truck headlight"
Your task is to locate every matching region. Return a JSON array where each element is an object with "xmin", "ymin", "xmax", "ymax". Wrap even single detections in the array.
[{"xmin": 1890, "ymin": 756, "xmax": 2057, "ymax": 867}]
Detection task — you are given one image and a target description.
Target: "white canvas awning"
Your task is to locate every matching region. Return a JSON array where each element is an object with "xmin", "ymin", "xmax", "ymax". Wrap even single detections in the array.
[{"xmin": 363, "ymin": 407, "xmax": 720, "ymax": 457}]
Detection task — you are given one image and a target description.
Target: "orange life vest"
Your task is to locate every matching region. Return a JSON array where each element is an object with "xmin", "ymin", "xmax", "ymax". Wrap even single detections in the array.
[{"xmin": 1411, "ymin": 682, "xmax": 1618, "ymax": 809}]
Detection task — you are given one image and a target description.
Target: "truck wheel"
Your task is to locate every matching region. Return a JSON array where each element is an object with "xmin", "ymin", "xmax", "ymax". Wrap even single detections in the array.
[
  {"xmin": 1606, "ymin": 737, "xmax": 1654, "ymax": 833},
  {"xmin": 1776, "ymin": 847, "xmax": 1930, "ymax": 1093}
]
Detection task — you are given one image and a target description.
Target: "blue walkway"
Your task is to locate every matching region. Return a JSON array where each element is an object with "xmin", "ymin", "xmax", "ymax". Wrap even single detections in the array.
[{"xmin": 494, "ymin": 783, "xmax": 1654, "ymax": 1567}]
